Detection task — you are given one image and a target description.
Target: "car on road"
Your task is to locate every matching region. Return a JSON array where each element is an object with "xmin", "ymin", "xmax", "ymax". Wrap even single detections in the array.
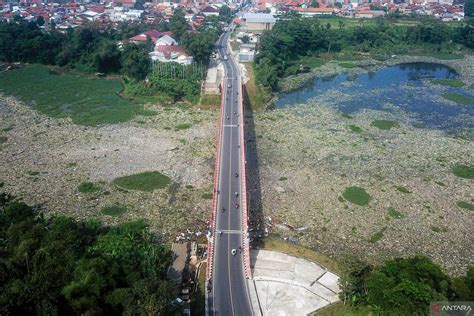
[
  {"xmin": 231, "ymin": 249, "xmax": 236, "ymax": 256},
  {"xmin": 228, "ymin": 83, "xmax": 231, "ymax": 88},
  {"xmin": 223, "ymin": 56, "xmax": 228, "ymax": 60}
]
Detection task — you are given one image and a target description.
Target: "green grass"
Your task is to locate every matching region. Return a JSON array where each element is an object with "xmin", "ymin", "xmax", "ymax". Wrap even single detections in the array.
[
  {"xmin": 279, "ymin": 176, "xmax": 288, "ymax": 181},
  {"xmin": 0, "ymin": 65, "xmax": 145, "ymax": 126},
  {"xmin": 396, "ymin": 186, "xmax": 411, "ymax": 194},
  {"xmin": 199, "ymin": 94, "xmax": 221, "ymax": 110},
  {"xmin": 387, "ymin": 207, "xmax": 405, "ymax": 219},
  {"xmin": 442, "ymin": 93, "xmax": 474, "ymax": 105},
  {"xmin": 339, "ymin": 112, "xmax": 353, "ymax": 119},
  {"xmin": 371, "ymin": 120, "xmax": 399, "ymax": 130},
  {"xmin": 431, "ymin": 226, "xmax": 448, "ymax": 233},
  {"xmin": 407, "ymin": 51, "xmax": 464, "ymax": 60},
  {"xmin": 369, "ymin": 227, "xmax": 386, "ymax": 243},
  {"xmin": 113, "ymin": 171, "xmax": 171, "ymax": 191},
  {"xmin": 244, "ymin": 64, "xmax": 271, "ymax": 111},
  {"xmin": 338, "ymin": 62, "xmax": 358, "ymax": 69},
  {"xmin": 452, "ymin": 165, "xmax": 474, "ymax": 179},
  {"xmin": 67, "ymin": 162, "xmax": 77, "ymax": 168},
  {"xmin": 348, "ymin": 125, "xmax": 363, "ymax": 133},
  {"xmin": 342, "ymin": 186, "xmax": 371, "ymax": 206},
  {"xmin": 175, "ymin": 123, "xmax": 192, "ymax": 131},
  {"xmin": 294, "ymin": 55, "xmax": 325, "ymax": 69},
  {"xmin": 430, "ymin": 79, "xmax": 465, "ymax": 87},
  {"xmin": 27, "ymin": 171, "xmax": 41, "ymax": 176},
  {"xmin": 101, "ymin": 205, "xmax": 128, "ymax": 216},
  {"xmin": 457, "ymin": 201, "xmax": 474, "ymax": 211},
  {"xmin": 78, "ymin": 181, "xmax": 100, "ymax": 193}
]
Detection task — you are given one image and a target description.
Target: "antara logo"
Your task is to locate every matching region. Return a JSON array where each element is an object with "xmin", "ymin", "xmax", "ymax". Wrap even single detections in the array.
[
  {"xmin": 431, "ymin": 303, "xmax": 441, "ymax": 313},
  {"xmin": 430, "ymin": 302, "xmax": 473, "ymax": 314}
]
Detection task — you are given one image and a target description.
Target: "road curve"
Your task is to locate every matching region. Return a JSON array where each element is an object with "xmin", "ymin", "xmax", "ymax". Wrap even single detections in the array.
[{"xmin": 207, "ymin": 26, "xmax": 253, "ymax": 316}]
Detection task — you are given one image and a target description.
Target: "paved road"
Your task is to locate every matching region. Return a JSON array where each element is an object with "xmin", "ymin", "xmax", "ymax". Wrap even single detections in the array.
[{"xmin": 207, "ymin": 27, "xmax": 253, "ymax": 315}]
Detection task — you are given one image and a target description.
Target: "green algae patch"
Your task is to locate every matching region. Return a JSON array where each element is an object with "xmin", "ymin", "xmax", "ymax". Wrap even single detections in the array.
[
  {"xmin": 430, "ymin": 79, "xmax": 465, "ymax": 87},
  {"xmin": 387, "ymin": 207, "xmax": 404, "ymax": 219},
  {"xmin": 442, "ymin": 93, "xmax": 474, "ymax": 105},
  {"xmin": 113, "ymin": 171, "xmax": 171, "ymax": 191},
  {"xmin": 369, "ymin": 227, "xmax": 386, "ymax": 243},
  {"xmin": 371, "ymin": 120, "xmax": 399, "ymax": 130},
  {"xmin": 348, "ymin": 125, "xmax": 363, "ymax": 133},
  {"xmin": 452, "ymin": 165, "xmax": 474, "ymax": 179},
  {"xmin": 78, "ymin": 181, "xmax": 101, "ymax": 193},
  {"xmin": 101, "ymin": 205, "xmax": 128, "ymax": 216},
  {"xmin": 457, "ymin": 201, "xmax": 474, "ymax": 211},
  {"xmin": 396, "ymin": 186, "xmax": 412, "ymax": 194},
  {"xmin": 342, "ymin": 186, "xmax": 371, "ymax": 206}
]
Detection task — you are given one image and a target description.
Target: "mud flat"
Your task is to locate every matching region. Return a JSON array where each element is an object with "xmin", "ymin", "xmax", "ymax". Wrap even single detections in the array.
[
  {"xmin": 251, "ymin": 59, "xmax": 473, "ymax": 274},
  {"xmin": 0, "ymin": 95, "xmax": 217, "ymax": 238}
]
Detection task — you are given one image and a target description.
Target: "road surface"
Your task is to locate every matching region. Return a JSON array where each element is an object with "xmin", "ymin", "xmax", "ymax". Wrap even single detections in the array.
[{"xmin": 207, "ymin": 27, "xmax": 253, "ymax": 315}]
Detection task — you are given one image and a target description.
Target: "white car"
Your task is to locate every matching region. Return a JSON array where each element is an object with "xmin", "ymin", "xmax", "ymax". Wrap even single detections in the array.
[{"xmin": 231, "ymin": 249, "xmax": 236, "ymax": 256}]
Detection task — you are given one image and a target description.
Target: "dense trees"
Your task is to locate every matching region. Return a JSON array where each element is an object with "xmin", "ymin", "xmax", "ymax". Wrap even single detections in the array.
[
  {"xmin": 169, "ymin": 9, "xmax": 188, "ymax": 41},
  {"xmin": 465, "ymin": 0, "xmax": 474, "ymax": 18},
  {"xmin": 254, "ymin": 14, "xmax": 474, "ymax": 90},
  {"xmin": 182, "ymin": 29, "xmax": 219, "ymax": 64},
  {"xmin": 340, "ymin": 256, "xmax": 474, "ymax": 314},
  {"xmin": 0, "ymin": 194, "xmax": 173, "ymax": 315}
]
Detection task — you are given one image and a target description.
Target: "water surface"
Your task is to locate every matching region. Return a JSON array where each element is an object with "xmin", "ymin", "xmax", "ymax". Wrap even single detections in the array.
[{"xmin": 275, "ymin": 63, "xmax": 473, "ymax": 133}]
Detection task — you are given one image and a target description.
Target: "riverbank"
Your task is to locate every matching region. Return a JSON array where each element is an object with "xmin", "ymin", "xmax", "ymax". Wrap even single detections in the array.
[
  {"xmin": 250, "ymin": 55, "xmax": 474, "ymax": 275},
  {"xmin": 278, "ymin": 54, "xmax": 474, "ymax": 94},
  {"xmin": 0, "ymin": 94, "xmax": 217, "ymax": 239}
]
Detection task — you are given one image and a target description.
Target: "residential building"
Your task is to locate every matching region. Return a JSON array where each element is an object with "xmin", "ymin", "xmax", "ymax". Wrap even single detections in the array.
[{"xmin": 240, "ymin": 13, "xmax": 276, "ymax": 31}]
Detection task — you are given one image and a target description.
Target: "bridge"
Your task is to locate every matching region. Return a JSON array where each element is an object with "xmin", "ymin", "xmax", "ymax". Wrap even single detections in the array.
[{"xmin": 205, "ymin": 25, "xmax": 255, "ymax": 315}]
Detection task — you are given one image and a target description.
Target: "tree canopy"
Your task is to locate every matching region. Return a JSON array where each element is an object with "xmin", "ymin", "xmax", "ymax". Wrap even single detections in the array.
[
  {"xmin": 0, "ymin": 194, "xmax": 173, "ymax": 315},
  {"xmin": 169, "ymin": 9, "xmax": 188, "ymax": 41}
]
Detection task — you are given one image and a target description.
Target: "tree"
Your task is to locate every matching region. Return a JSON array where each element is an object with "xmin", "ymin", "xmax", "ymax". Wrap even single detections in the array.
[
  {"xmin": 121, "ymin": 44, "xmax": 150, "ymax": 81},
  {"xmin": 465, "ymin": 0, "xmax": 474, "ymax": 18},
  {"xmin": 182, "ymin": 30, "xmax": 218, "ymax": 64},
  {"xmin": 219, "ymin": 5, "xmax": 233, "ymax": 23},
  {"xmin": 242, "ymin": 35, "xmax": 250, "ymax": 44},
  {"xmin": 310, "ymin": 0, "xmax": 319, "ymax": 8},
  {"xmin": 93, "ymin": 39, "xmax": 121, "ymax": 74},
  {"xmin": 169, "ymin": 9, "xmax": 187, "ymax": 41}
]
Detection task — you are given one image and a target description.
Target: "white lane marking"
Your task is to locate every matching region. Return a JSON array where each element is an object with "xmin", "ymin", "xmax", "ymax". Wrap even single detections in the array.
[
  {"xmin": 218, "ymin": 230, "xmax": 244, "ymax": 234},
  {"xmin": 224, "ymin": 125, "xmax": 238, "ymax": 127}
]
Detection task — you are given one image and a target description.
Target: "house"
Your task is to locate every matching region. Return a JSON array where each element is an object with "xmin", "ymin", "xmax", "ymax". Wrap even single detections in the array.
[
  {"xmin": 201, "ymin": 5, "xmax": 219, "ymax": 16},
  {"xmin": 238, "ymin": 43, "xmax": 256, "ymax": 62},
  {"xmin": 156, "ymin": 34, "xmax": 177, "ymax": 46},
  {"xmin": 129, "ymin": 29, "xmax": 164, "ymax": 43},
  {"xmin": 149, "ymin": 45, "xmax": 193, "ymax": 65},
  {"xmin": 354, "ymin": 9, "xmax": 386, "ymax": 18},
  {"xmin": 291, "ymin": 7, "xmax": 334, "ymax": 17},
  {"xmin": 241, "ymin": 13, "xmax": 276, "ymax": 31}
]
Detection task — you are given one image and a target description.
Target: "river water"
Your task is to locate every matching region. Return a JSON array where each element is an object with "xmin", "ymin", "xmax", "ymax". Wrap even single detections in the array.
[{"xmin": 275, "ymin": 63, "xmax": 474, "ymax": 134}]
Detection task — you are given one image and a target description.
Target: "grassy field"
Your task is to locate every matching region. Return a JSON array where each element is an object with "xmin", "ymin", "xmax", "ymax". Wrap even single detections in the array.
[
  {"xmin": 243, "ymin": 64, "xmax": 271, "ymax": 111},
  {"xmin": 199, "ymin": 94, "xmax": 221, "ymax": 110},
  {"xmin": 0, "ymin": 65, "xmax": 151, "ymax": 126},
  {"xmin": 430, "ymin": 79, "xmax": 465, "ymax": 87},
  {"xmin": 257, "ymin": 239, "xmax": 342, "ymax": 274}
]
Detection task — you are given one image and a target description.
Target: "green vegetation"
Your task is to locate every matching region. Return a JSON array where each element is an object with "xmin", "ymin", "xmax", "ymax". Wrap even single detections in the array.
[
  {"xmin": 78, "ymin": 181, "xmax": 101, "ymax": 193},
  {"xmin": 387, "ymin": 207, "xmax": 405, "ymax": 219},
  {"xmin": 340, "ymin": 256, "xmax": 474, "ymax": 314},
  {"xmin": 0, "ymin": 136, "xmax": 7, "ymax": 144},
  {"xmin": 371, "ymin": 120, "xmax": 399, "ymax": 130},
  {"xmin": 175, "ymin": 123, "xmax": 192, "ymax": 131},
  {"xmin": 101, "ymin": 204, "xmax": 128, "ymax": 216},
  {"xmin": 201, "ymin": 193, "xmax": 213, "ymax": 199},
  {"xmin": 113, "ymin": 171, "xmax": 171, "ymax": 191},
  {"xmin": 431, "ymin": 226, "xmax": 448, "ymax": 233},
  {"xmin": 339, "ymin": 62, "xmax": 358, "ymax": 69},
  {"xmin": 0, "ymin": 65, "xmax": 146, "ymax": 126},
  {"xmin": 199, "ymin": 94, "xmax": 221, "ymax": 110},
  {"xmin": 430, "ymin": 78, "xmax": 465, "ymax": 87},
  {"xmin": 406, "ymin": 51, "xmax": 465, "ymax": 60},
  {"xmin": 348, "ymin": 125, "xmax": 363, "ymax": 133},
  {"xmin": 457, "ymin": 201, "xmax": 474, "ymax": 211},
  {"xmin": 0, "ymin": 194, "xmax": 173, "ymax": 314},
  {"xmin": 27, "ymin": 171, "xmax": 40, "ymax": 176},
  {"xmin": 442, "ymin": 93, "xmax": 474, "ymax": 105},
  {"xmin": 452, "ymin": 164, "xmax": 474, "ymax": 179},
  {"xmin": 396, "ymin": 186, "xmax": 412, "ymax": 193},
  {"xmin": 342, "ymin": 186, "xmax": 371, "ymax": 206},
  {"xmin": 254, "ymin": 13, "xmax": 473, "ymax": 91},
  {"xmin": 67, "ymin": 162, "xmax": 78, "ymax": 168},
  {"xmin": 243, "ymin": 64, "xmax": 271, "ymax": 111},
  {"xmin": 340, "ymin": 112, "xmax": 353, "ymax": 119},
  {"xmin": 368, "ymin": 227, "xmax": 386, "ymax": 243},
  {"xmin": 279, "ymin": 176, "xmax": 288, "ymax": 181}
]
